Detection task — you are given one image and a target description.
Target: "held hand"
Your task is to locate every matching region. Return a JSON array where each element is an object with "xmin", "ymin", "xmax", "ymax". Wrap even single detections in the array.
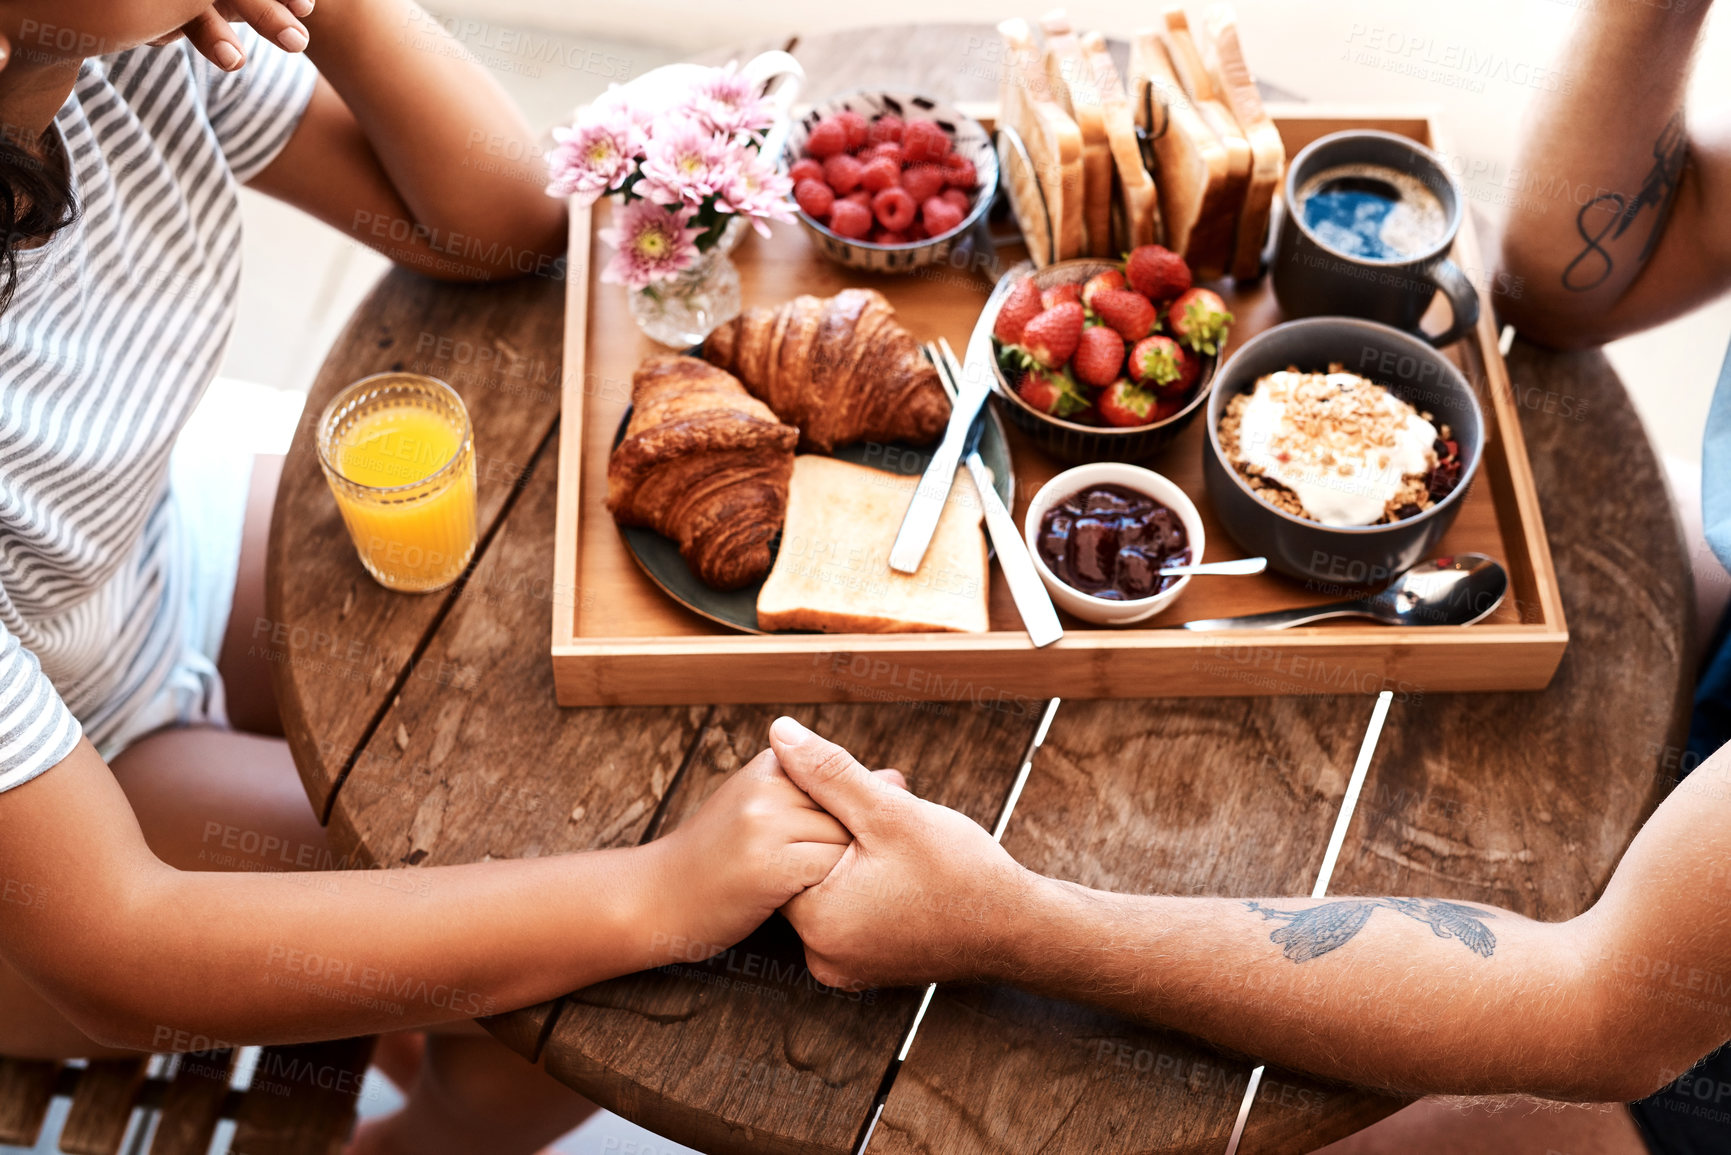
[
  {"xmin": 154, "ymin": 0, "xmax": 314, "ymax": 72},
  {"xmin": 642, "ymin": 748, "xmax": 854, "ymax": 967},
  {"xmin": 771, "ymin": 717, "xmax": 1035, "ymax": 990}
]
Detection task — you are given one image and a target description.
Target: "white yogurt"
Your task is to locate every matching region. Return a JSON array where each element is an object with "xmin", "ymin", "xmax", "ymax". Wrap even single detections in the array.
[{"xmin": 1234, "ymin": 370, "xmax": 1437, "ymax": 527}]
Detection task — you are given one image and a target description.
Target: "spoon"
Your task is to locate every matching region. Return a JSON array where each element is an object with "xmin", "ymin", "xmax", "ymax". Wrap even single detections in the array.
[
  {"xmin": 1179, "ymin": 554, "xmax": 1508, "ymax": 630},
  {"xmin": 1160, "ymin": 557, "xmax": 1268, "ymax": 578}
]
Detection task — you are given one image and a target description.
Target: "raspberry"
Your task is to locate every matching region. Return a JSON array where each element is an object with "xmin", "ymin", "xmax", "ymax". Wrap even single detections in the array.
[
  {"xmin": 789, "ymin": 158, "xmax": 825, "ymax": 186},
  {"xmin": 805, "ymin": 118, "xmax": 848, "ymax": 159},
  {"xmin": 921, "ymin": 196, "xmax": 964, "ymax": 236},
  {"xmin": 865, "ymin": 142, "xmax": 904, "ymax": 167},
  {"xmin": 872, "ymin": 228, "xmax": 910, "ymax": 245},
  {"xmin": 867, "ymin": 114, "xmax": 904, "ymax": 145},
  {"xmin": 844, "ymin": 189, "xmax": 873, "ymax": 207},
  {"xmin": 903, "ymin": 119, "xmax": 951, "ymax": 164},
  {"xmin": 860, "ymin": 155, "xmax": 901, "ymax": 193},
  {"xmin": 829, "ymin": 198, "xmax": 872, "ymax": 238},
  {"xmin": 834, "ymin": 110, "xmax": 869, "ymax": 151},
  {"xmin": 823, "ymin": 154, "xmax": 864, "ymax": 195},
  {"xmin": 873, "ymin": 186, "xmax": 917, "ymax": 232},
  {"xmin": 901, "ymin": 164, "xmax": 946, "ymax": 205},
  {"xmin": 943, "ymin": 156, "xmax": 977, "ymax": 189},
  {"xmin": 940, "ymin": 188, "xmax": 971, "ymax": 212},
  {"xmin": 794, "ymin": 179, "xmax": 835, "ymax": 219}
]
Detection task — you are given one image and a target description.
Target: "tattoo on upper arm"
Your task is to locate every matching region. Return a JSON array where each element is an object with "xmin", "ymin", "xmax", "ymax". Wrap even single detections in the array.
[
  {"xmin": 1246, "ymin": 898, "xmax": 1497, "ymax": 963},
  {"xmin": 1562, "ymin": 111, "xmax": 1687, "ymax": 292}
]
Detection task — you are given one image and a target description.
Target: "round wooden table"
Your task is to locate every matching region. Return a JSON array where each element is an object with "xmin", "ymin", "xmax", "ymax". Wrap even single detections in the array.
[{"xmin": 266, "ymin": 25, "xmax": 1693, "ymax": 1155}]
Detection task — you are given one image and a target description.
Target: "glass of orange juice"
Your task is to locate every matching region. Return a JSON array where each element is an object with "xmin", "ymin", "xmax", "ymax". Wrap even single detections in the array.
[{"xmin": 317, "ymin": 373, "xmax": 477, "ymax": 593}]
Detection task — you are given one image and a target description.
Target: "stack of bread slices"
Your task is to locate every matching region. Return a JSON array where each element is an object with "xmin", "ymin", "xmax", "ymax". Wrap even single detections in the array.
[{"xmin": 996, "ymin": 4, "xmax": 1283, "ymax": 281}]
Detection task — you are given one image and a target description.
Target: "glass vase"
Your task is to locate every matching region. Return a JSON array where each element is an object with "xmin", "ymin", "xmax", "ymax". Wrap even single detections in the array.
[{"xmin": 628, "ymin": 216, "xmax": 750, "ymax": 347}]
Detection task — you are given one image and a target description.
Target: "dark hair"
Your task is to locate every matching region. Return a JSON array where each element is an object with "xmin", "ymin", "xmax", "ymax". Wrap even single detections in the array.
[{"xmin": 0, "ymin": 128, "xmax": 78, "ymax": 312}]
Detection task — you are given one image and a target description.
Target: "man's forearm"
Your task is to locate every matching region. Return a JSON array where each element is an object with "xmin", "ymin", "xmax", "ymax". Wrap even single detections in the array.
[
  {"xmin": 990, "ymin": 879, "xmax": 1621, "ymax": 1099},
  {"xmin": 1497, "ymin": 0, "xmax": 1715, "ymax": 342}
]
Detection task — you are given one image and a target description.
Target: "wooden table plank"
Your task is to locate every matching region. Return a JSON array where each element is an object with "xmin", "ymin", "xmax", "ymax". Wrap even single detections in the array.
[
  {"xmin": 0, "ymin": 1057, "xmax": 60, "ymax": 1147},
  {"xmin": 148, "ymin": 1050, "xmax": 236, "ymax": 1155},
  {"xmin": 536, "ymin": 699, "xmax": 1045, "ymax": 1155},
  {"xmin": 229, "ymin": 1038, "xmax": 375, "ymax": 1155},
  {"xmin": 268, "ymin": 269, "xmax": 566, "ymax": 818},
  {"xmin": 874, "ymin": 342, "xmax": 1689, "ymax": 1154},
  {"xmin": 59, "ymin": 1057, "xmax": 148, "ymax": 1155}
]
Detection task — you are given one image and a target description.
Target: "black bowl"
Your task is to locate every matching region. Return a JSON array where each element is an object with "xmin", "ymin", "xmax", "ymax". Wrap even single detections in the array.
[
  {"xmin": 1202, "ymin": 317, "xmax": 1485, "ymax": 585},
  {"xmin": 986, "ymin": 259, "xmax": 1219, "ymax": 463}
]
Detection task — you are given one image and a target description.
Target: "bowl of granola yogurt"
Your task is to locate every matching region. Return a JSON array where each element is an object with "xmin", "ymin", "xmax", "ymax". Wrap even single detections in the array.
[{"xmin": 1203, "ymin": 318, "xmax": 1483, "ymax": 584}]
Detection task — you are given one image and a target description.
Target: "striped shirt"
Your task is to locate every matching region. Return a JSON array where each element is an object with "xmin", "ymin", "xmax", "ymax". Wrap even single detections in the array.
[{"xmin": 0, "ymin": 31, "xmax": 315, "ymax": 793}]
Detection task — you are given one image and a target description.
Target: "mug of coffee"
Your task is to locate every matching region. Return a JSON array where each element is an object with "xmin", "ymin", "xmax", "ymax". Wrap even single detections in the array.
[{"xmin": 1272, "ymin": 130, "xmax": 1480, "ymax": 347}]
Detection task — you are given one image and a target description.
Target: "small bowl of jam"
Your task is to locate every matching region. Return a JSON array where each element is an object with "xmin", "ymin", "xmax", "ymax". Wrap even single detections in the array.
[{"xmin": 1023, "ymin": 464, "xmax": 1206, "ymax": 626}]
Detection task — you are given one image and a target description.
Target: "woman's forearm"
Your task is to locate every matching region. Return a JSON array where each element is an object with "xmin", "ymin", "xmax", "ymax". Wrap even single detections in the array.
[
  {"xmin": 56, "ymin": 838, "xmax": 677, "ymax": 1051},
  {"xmin": 303, "ymin": 0, "xmax": 566, "ymax": 257}
]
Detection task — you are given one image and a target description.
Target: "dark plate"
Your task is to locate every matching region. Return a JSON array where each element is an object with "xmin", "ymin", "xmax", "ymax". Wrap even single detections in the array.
[{"xmin": 614, "ymin": 410, "xmax": 1015, "ymax": 634}]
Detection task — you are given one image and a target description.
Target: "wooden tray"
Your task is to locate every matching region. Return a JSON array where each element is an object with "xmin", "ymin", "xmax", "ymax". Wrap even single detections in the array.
[{"xmin": 551, "ymin": 104, "xmax": 1567, "ymax": 707}]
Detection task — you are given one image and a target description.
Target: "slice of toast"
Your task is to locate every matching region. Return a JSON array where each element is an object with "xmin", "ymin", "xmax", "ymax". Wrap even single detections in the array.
[
  {"xmin": 999, "ymin": 17, "xmax": 1086, "ymax": 264},
  {"xmin": 1203, "ymin": 3, "xmax": 1286, "ymax": 280},
  {"xmin": 1082, "ymin": 30, "xmax": 1161, "ymax": 251},
  {"xmin": 1039, "ymin": 10, "xmax": 1114, "ymax": 257},
  {"xmin": 1157, "ymin": 7, "xmax": 1250, "ymax": 280},
  {"xmin": 756, "ymin": 456, "xmax": 989, "ymax": 634},
  {"xmin": 1128, "ymin": 31, "xmax": 1235, "ymax": 275}
]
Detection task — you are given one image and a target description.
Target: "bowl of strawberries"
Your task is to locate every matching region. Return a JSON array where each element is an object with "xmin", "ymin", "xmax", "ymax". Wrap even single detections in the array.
[
  {"xmin": 784, "ymin": 91, "xmax": 997, "ymax": 274},
  {"xmin": 986, "ymin": 245, "xmax": 1234, "ymax": 463}
]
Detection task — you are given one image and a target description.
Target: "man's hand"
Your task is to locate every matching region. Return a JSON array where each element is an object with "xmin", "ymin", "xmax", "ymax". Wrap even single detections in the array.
[
  {"xmin": 770, "ymin": 716, "xmax": 1036, "ymax": 990},
  {"xmin": 641, "ymin": 748, "xmax": 856, "ymax": 967}
]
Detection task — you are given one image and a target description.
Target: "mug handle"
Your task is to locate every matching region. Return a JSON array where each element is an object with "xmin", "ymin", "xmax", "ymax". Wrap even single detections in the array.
[{"xmin": 1425, "ymin": 258, "xmax": 1481, "ymax": 347}]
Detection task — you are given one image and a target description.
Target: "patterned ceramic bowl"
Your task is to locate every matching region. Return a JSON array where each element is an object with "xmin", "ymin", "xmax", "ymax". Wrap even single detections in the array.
[
  {"xmin": 783, "ymin": 91, "xmax": 998, "ymax": 275},
  {"xmin": 985, "ymin": 259, "xmax": 1221, "ymax": 464}
]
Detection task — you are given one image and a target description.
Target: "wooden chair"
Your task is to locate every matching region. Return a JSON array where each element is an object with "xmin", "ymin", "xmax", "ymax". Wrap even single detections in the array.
[{"xmin": 0, "ymin": 1038, "xmax": 375, "ymax": 1155}]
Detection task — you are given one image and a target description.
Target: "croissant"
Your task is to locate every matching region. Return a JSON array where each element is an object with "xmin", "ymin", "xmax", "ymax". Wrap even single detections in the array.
[
  {"xmin": 606, "ymin": 355, "xmax": 799, "ymax": 591},
  {"xmin": 702, "ymin": 289, "xmax": 951, "ymax": 452}
]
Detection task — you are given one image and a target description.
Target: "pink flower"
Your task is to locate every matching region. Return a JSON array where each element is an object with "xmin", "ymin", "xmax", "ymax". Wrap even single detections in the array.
[
  {"xmin": 546, "ymin": 98, "xmax": 646, "ymax": 205},
  {"xmin": 714, "ymin": 145, "xmax": 796, "ymax": 236},
  {"xmin": 637, "ymin": 120, "xmax": 733, "ymax": 208},
  {"xmin": 679, "ymin": 64, "xmax": 777, "ymax": 138},
  {"xmin": 597, "ymin": 200, "xmax": 703, "ymax": 289}
]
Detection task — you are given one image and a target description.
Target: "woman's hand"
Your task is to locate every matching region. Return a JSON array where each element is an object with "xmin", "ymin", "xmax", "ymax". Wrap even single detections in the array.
[
  {"xmin": 637, "ymin": 745, "xmax": 898, "ymax": 969},
  {"xmin": 154, "ymin": 0, "xmax": 314, "ymax": 71}
]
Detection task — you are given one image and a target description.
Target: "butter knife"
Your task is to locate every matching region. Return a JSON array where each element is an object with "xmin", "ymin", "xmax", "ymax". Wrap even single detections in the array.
[
  {"xmin": 888, "ymin": 263, "xmax": 1032, "ymax": 574},
  {"xmin": 937, "ymin": 342, "xmax": 1064, "ymax": 648}
]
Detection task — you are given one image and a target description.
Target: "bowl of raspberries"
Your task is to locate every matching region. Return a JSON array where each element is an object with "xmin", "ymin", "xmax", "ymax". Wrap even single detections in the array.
[
  {"xmin": 784, "ymin": 91, "xmax": 997, "ymax": 274},
  {"xmin": 987, "ymin": 246, "xmax": 1234, "ymax": 463}
]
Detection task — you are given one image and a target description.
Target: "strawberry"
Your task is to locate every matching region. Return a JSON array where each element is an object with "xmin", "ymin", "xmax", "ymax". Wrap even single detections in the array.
[
  {"xmin": 1098, "ymin": 380, "xmax": 1161, "ymax": 428},
  {"xmin": 805, "ymin": 118, "xmax": 849, "ymax": 159},
  {"xmin": 823, "ymin": 154, "xmax": 864, "ymax": 195},
  {"xmin": 1167, "ymin": 288, "xmax": 1234, "ymax": 355},
  {"xmin": 1153, "ymin": 396, "xmax": 1187, "ymax": 422},
  {"xmin": 873, "ymin": 186, "xmax": 917, "ymax": 232},
  {"xmin": 860, "ymin": 154, "xmax": 901, "ymax": 193},
  {"xmin": 921, "ymin": 196, "xmax": 964, "ymax": 236},
  {"xmin": 867, "ymin": 114, "xmax": 904, "ymax": 145},
  {"xmin": 1081, "ymin": 269, "xmax": 1126, "ymax": 308},
  {"xmin": 902, "ymin": 119, "xmax": 951, "ymax": 164},
  {"xmin": 1021, "ymin": 302, "xmax": 1085, "ymax": 368},
  {"xmin": 1125, "ymin": 244, "xmax": 1193, "ymax": 302},
  {"xmin": 1041, "ymin": 282, "xmax": 1083, "ymax": 309},
  {"xmin": 789, "ymin": 157, "xmax": 825, "ymax": 186},
  {"xmin": 1016, "ymin": 366, "xmax": 1091, "ymax": 418},
  {"xmin": 1091, "ymin": 288, "xmax": 1157, "ymax": 341},
  {"xmin": 1073, "ymin": 326, "xmax": 1126, "ymax": 387},
  {"xmin": 834, "ymin": 109, "xmax": 870, "ymax": 151},
  {"xmin": 793, "ymin": 179, "xmax": 835, "ymax": 220},
  {"xmin": 901, "ymin": 163, "xmax": 947, "ymax": 205},
  {"xmin": 829, "ymin": 199, "xmax": 872, "ymax": 239},
  {"xmin": 1127, "ymin": 336, "xmax": 1199, "ymax": 393},
  {"xmin": 992, "ymin": 278, "xmax": 1043, "ymax": 345}
]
